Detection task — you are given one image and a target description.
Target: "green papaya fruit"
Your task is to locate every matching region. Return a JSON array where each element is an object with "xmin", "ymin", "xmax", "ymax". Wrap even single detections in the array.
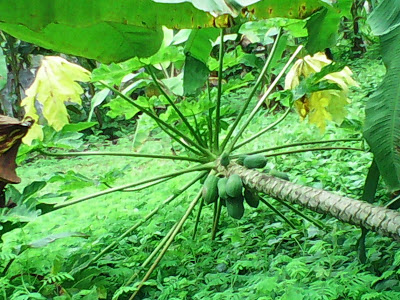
[
  {"xmin": 226, "ymin": 174, "xmax": 243, "ymax": 198},
  {"xmin": 202, "ymin": 174, "xmax": 219, "ymax": 204},
  {"xmin": 236, "ymin": 155, "xmax": 247, "ymax": 166},
  {"xmin": 244, "ymin": 188, "xmax": 259, "ymax": 208},
  {"xmin": 217, "ymin": 177, "xmax": 228, "ymax": 199},
  {"xmin": 220, "ymin": 197, "xmax": 226, "ymax": 207},
  {"xmin": 243, "ymin": 154, "xmax": 267, "ymax": 169},
  {"xmin": 220, "ymin": 152, "xmax": 230, "ymax": 167},
  {"xmin": 269, "ymin": 169, "xmax": 289, "ymax": 181},
  {"xmin": 226, "ymin": 196, "xmax": 245, "ymax": 219}
]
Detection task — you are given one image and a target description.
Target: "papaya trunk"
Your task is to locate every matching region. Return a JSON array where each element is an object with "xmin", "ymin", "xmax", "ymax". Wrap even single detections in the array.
[{"xmin": 218, "ymin": 164, "xmax": 400, "ymax": 240}]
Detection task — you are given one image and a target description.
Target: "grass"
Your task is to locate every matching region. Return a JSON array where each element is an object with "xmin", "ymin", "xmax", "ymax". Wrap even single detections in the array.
[{"xmin": 2, "ymin": 55, "xmax": 400, "ymax": 300}]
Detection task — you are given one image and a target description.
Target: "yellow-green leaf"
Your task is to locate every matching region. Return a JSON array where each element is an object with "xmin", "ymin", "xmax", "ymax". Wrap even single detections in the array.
[
  {"xmin": 21, "ymin": 56, "xmax": 90, "ymax": 144},
  {"xmin": 285, "ymin": 52, "xmax": 358, "ymax": 132}
]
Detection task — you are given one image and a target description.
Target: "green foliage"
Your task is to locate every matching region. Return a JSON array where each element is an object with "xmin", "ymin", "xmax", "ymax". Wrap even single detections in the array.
[
  {"xmin": 363, "ymin": 0, "xmax": 400, "ymax": 191},
  {"xmin": 1, "ymin": 1, "xmax": 398, "ymax": 299}
]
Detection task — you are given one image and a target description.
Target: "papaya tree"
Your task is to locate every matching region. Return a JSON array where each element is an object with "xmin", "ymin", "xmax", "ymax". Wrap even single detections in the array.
[{"xmin": 1, "ymin": 0, "xmax": 399, "ymax": 297}]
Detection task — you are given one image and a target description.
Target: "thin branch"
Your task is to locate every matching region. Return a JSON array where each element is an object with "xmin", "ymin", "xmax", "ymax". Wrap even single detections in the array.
[
  {"xmin": 129, "ymin": 190, "xmax": 202, "ymax": 299},
  {"xmin": 70, "ymin": 172, "xmax": 205, "ymax": 275},
  {"xmin": 55, "ymin": 163, "xmax": 214, "ymax": 209},
  {"xmin": 125, "ymin": 222, "xmax": 179, "ymax": 286},
  {"xmin": 260, "ymin": 197, "xmax": 296, "ymax": 229},
  {"xmin": 38, "ymin": 149, "xmax": 206, "ymax": 163},
  {"xmin": 157, "ymin": 120, "xmax": 205, "ymax": 156},
  {"xmin": 220, "ymin": 28, "xmax": 282, "ymax": 152},
  {"xmin": 206, "ymin": 80, "xmax": 214, "ymax": 149},
  {"xmin": 263, "ymin": 146, "xmax": 365, "ymax": 158},
  {"xmin": 234, "ymin": 138, "xmax": 363, "ymax": 156},
  {"xmin": 214, "ymin": 28, "xmax": 225, "ymax": 153},
  {"xmin": 269, "ymin": 196, "xmax": 324, "ymax": 229},
  {"xmin": 234, "ymin": 106, "xmax": 291, "ymax": 150},
  {"xmin": 192, "ymin": 197, "xmax": 205, "ymax": 239},
  {"xmin": 211, "ymin": 198, "xmax": 222, "ymax": 240},
  {"xmin": 100, "ymin": 81, "xmax": 211, "ymax": 157},
  {"xmin": 226, "ymin": 45, "xmax": 303, "ymax": 153},
  {"xmin": 147, "ymin": 66, "xmax": 208, "ymax": 149}
]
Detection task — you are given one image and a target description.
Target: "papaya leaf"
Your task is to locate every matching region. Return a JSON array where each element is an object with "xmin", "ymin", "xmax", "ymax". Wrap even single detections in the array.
[
  {"xmin": 285, "ymin": 52, "xmax": 358, "ymax": 132},
  {"xmin": 0, "ymin": 1, "xmax": 324, "ymax": 63},
  {"xmin": 183, "ymin": 28, "xmax": 219, "ymax": 95},
  {"xmin": 305, "ymin": 0, "xmax": 352, "ymax": 54},
  {"xmin": 364, "ymin": 0, "xmax": 400, "ymax": 191},
  {"xmin": 184, "ymin": 55, "xmax": 210, "ymax": 95},
  {"xmin": 21, "ymin": 56, "xmax": 90, "ymax": 145}
]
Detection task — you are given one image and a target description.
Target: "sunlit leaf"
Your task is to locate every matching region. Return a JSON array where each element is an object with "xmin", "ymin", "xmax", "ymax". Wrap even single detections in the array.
[
  {"xmin": 21, "ymin": 56, "xmax": 90, "ymax": 144},
  {"xmin": 285, "ymin": 52, "xmax": 358, "ymax": 132}
]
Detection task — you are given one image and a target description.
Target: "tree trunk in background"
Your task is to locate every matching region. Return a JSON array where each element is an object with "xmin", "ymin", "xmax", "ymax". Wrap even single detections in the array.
[
  {"xmin": 351, "ymin": 0, "xmax": 367, "ymax": 55},
  {"xmin": 218, "ymin": 163, "xmax": 400, "ymax": 240}
]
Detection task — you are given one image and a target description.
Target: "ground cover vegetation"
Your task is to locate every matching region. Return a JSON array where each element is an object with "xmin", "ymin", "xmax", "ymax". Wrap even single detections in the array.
[{"xmin": 1, "ymin": 0, "xmax": 400, "ymax": 299}]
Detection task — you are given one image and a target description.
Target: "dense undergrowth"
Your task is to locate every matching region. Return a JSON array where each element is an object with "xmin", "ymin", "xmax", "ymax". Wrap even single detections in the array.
[{"xmin": 2, "ymin": 56, "xmax": 400, "ymax": 300}]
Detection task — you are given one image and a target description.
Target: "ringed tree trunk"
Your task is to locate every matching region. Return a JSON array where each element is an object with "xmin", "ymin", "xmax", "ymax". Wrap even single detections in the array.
[{"xmin": 218, "ymin": 163, "xmax": 400, "ymax": 240}]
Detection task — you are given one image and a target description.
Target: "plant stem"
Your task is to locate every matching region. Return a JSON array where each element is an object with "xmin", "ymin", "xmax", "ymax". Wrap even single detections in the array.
[
  {"xmin": 70, "ymin": 172, "xmax": 205, "ymax": 275},
  {"xmin": 104, "ymin": 177, "xmax": 171, "ymax": 191},
  {"xmin": 146, "ymin": 66, "xmax": 207, "ymax": 149},
  {"xmin": 129, "ymin": 190, "xmax": 202, "ymax": 299},
  {"xmin": 226, "ymin": 45, "xmax": 303, "ymax": 153},
  {"xmin": 234, "ymin": 138, "xmax": 363, "ymax": 156},
  {"xmin": 262, "ymin": 146, "xmax": 365, "ymax": 158},
  {"xmin": 39, "ymin": 149, "xmax": 207, "ymax": 163},
  {"xmin": 220, "ymin": 28, "xmax": 282, "ymax": 152},
  {"xmin": 214, "ymin": 28, "xmax": 225, "ymax": 153},
  {"xmin": 211, "ymin": 198, "xmax": 222, "ymax": 240},
  {"xmin": 157, "ymin": 121, "xmax": 205, "ymax": 156},
  {"xmin": 269, "ymin": 196, "xmax": 324, "ymax": 229},
  {"xmin": 55, "ymin": 163, "xmax": 214, "ymax": 209},
  {"xmin": 192, "ymin": 197, "xmax": 205, "ymax": 239},
  {"xmin": 125, "ymin": 222, "xmax": 178, "ymax": 286},
  {"xmin": 259, "ymin": 197, "xmax": 296, "ymax": 229},
  {"xmin": 234, "ymin": 106, "xmax": 291, "ymax": 150},
  {"xmin": 100, "ymin": 81, "xmax": 211, "ymax": 157},
  {"xmin": 207, "ymin": 80, "xmax": 214, "ymax": 149}
]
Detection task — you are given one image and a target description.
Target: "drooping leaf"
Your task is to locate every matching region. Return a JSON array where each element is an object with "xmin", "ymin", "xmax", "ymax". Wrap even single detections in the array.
[
  {"xmin": 285, "ymin": 52, "xmax": 358, "ymax": 132},
  {"xmin": 21, "ymin": 56, "xmax": 90, "ymax": 145},
  {"xmin": 184, "ymin": 55, "xmax": 211, "ymax": 95},
  {"xmin": 364, "ymin": 0, "xmax": 400, "ymax": 191},
  {"xmin": 183, "ymin": 28, "xmax": 219, "ymax": 95},
  {"xmin": 305, "ymin": 0, "xmax": 352, "ymax": 54},
  {"xmin": 88, "ymin": 89, "xmax": 110, "ymax": 121}
]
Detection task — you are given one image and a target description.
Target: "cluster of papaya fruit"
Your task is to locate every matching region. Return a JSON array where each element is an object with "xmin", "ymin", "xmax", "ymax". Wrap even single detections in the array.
[
  {"xmin": 201, "ymin": 154, "xmax": 290, "ymax": 220},
  {"xmin": 202, "ymin": 172, "xmax": 259, "ymax": 220}
]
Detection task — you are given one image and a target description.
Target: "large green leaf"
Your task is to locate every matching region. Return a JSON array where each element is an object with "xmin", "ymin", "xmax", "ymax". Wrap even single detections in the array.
[
  {"xmin": 0, "ymin": 0, "xmax": 217, "ymax": 63},
  {"xmin": 0, "ymin": 0, "xmax": 324, "ymax": 63},
  {"xmin": 305, "ymin": 0, "xmax": 352, "ymax": 54},
  {"xmin": 364, "ymin": 0, "xmax": 400, "ymax": 191},
  {"xmin": 183, "ymin": 28, "xmax": 219, "ymax": 95}
]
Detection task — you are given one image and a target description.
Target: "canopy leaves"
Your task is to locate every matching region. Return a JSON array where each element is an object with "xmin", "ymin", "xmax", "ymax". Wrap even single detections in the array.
[{"xmin": 0, "ymin": 0, "xmax": 324, "ymax": 63}]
